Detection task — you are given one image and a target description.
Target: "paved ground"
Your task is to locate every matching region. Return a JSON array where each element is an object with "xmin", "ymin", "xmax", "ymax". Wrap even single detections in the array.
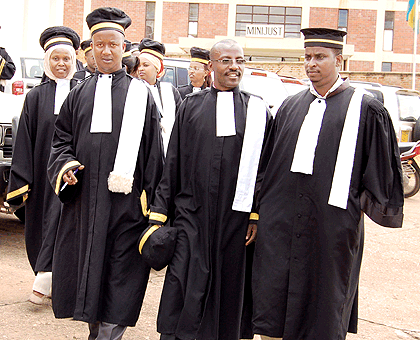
[{"xmin": 0, "ymin": 195, "xmax": 419, "ymax": 340}]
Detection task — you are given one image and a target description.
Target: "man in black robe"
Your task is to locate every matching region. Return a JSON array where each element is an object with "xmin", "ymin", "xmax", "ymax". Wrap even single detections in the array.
[
  {"xmin": 73, "ymin": 39, "xmax": 96, "ymax": 80},
  {"xmin": 177, "ymin": 46, "xmax": 211, "ymax": 100},
  {"xmin": 47, "ymin": 7, "xmax": 164, "ymax": 340},
  {"xmin": 252, "ymin": 28, "xmax": 404, "ymax": 340},
  {"xmin": 147, "ymin": 39, "xmax": 272, "ymax": 340}
]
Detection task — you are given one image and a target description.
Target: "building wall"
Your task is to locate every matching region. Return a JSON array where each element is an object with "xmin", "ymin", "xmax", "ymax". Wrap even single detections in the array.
[
  {"xmin": 347, "ymin": 9, "xmax": 377, "ymax": 53},
  {"xmin": 161, "ymin": 2, "xmax": 189, "ymax": 44},
  {"xmin": 63, "ymin": 0, "xmax": 85, "ymax": 39},
  {"xmin": 393, "ymin": 11, "xmax": 420, "ymax": 54},
  {"xmin": 349, "ymin": 60, "xmax": 375, "ymax": 71},
  {"xmin": 309, "ymin": 7, "xmax": 338, "ymax": 29},
  {"xmin": 197, "ymin": 3, "xmax": 229, "ymax": 38}
]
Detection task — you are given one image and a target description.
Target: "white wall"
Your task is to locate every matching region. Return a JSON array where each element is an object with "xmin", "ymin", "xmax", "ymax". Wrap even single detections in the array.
[{"xmin": 0, "ymin": 0, "xmax": 64, "ymax": 56}]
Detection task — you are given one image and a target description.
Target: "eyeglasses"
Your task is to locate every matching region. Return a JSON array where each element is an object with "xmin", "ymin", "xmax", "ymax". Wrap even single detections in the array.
[
  {"xmin": 211, "ymin": 58, "xmax": 247, "ymax": 66},
  {"xmin": 188, "ymin": 66, "xmax": 205, "ymax": 72}
]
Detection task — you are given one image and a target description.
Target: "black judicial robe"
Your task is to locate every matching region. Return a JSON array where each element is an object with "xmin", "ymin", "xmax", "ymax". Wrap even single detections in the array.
[
  {"xmin": 252, "ymin": 84, "xmax": 404, "ymax": 340},
  {"xmin": 177, "ymin": 83, "xmax": 207, "ymax": 100},
  {"xmin": 149, "ymin": 86, "xmax": 272, "ymax": 340},
  {"xmin": 0, "ymin": 47, "xmax": 16, "ymax": 91},
  {"xmin": 47, "ymin": 69, "xmax": 164, "ymax": 326},
  {"xmin": 73, "ymin": 66, "xmax": 94, "ymax": 81},
  {"xmin": 7, "ymin": 78, "xmax": 77, "ymax": 272}
]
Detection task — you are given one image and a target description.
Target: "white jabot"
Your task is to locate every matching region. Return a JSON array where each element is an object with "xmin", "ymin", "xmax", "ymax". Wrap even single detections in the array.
[
  {"xmin": 148, "ymin": 84, "xmax": 163, "ymax": 114},
  {"xmin": 193, "ymin": 87, "xmax": 201, "ymax": 93},
  {"xmin": 108, "ymin": 79, "xmax": 148, "ymax": 194},
  {"xmin": 290, "ymin": 76, "xmax": 344, "ymax": 174},
  {"xmin": 328, "ymin": 88, "xmax": 366, "ymax": 209},
  {"xmin": 90, "ymin": 74, "xmax": 112, "ymax": 133},
  {"xmin": 147, "ymin": 82, "xmax": 176, "ymax": 154},
  {"xmin": 232, "ymin": 95, "xmax": 267, "ymax": 212},
  {"xmin": 54, "ymin": 79, "xmax": 71, "ymax": 115},
  {"xmin": 159, "ymin": 82, "xmax": 176, "ymax": 154},
  {"xmin": 216, "ymin": 91, "xmax": 236, "ymax": 137}
]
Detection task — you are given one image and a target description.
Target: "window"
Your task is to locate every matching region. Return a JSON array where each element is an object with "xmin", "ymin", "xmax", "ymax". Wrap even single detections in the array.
[
  {"xmin": 383, "ymin": 11, "xmax": 394, "ymax": 51},
  {"xmin": 145, "ymin": 2, "xmax": 155, "ymax": 39},
  {"xmin": 338, "ymin": 9, "xmax": 348, "ymax": 43},
  {"xmin": 382, "ymin": 62, "xmax": 392, "ymax": 72},
  {"xmin": 236, "ymin": 5, "xmax": 301, "ymax": 38},
  {"xmin": 189, "ymin": 3, "xmax": 199, "ymax": 38}
]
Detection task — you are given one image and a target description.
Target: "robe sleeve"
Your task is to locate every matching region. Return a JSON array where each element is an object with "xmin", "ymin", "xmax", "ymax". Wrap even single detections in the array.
[
  {"xmin": 0, "ymin": 48, "xmax": 16, "ymax": 80},
  {"xmin": 139, "ymin": 90, "xmax": 165, "ymax": 217},
  {"xmin": 149, "ymin": 97, "xmax": 186, "ymax": 225},
  {"xmin": 172, "ymin": 85, "xmax": 182, "ymax": 113},
  {"xmin": 6, "ymin": 95, "xmax": 34, "ymax": 205},
  {"xmin": 47, "ymin": 91, "xmax": 82, "ymax": 202},
  {"xmin": 360, "ymin": 97, "xmax": 404, "ymax": 228}
]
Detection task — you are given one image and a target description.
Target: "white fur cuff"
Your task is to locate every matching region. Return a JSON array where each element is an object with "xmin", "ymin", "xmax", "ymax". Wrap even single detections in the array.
[{"xmin": 108, "ymin": 171, "xmax": 133, "ymax": 195}]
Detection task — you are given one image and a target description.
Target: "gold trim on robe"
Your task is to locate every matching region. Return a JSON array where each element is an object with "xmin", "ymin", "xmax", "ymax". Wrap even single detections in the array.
[
  {"xmin": 55, "ymin": 160, "xmax": 82, "ymax": 195},
  {"xmin": 149, "ymin": 212, "xmax": 167, "ymax": 224},
  {"xmin": 6, "ymin": 184, "xmax": 29, "ymax": 201}
]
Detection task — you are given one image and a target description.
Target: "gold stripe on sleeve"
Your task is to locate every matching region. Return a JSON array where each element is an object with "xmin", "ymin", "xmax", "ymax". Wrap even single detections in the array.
[
  {"xmin": 0, "ymin": 58, "xmax": 5, "ymax": 75},
  {"xmin": 149, "ymin": 212, "xmax": 167, "ymax": 224},
  {"xmin": 138, "ymin": 225, "xmax": 160, "ymax": 254},
  {"xmin": 250, "ymin": 213, "xmax": 259, "ymax": 221},
  {"xmin": 55, "ymin": 160, "xmax": 82, "ymax": 195},
  {"xmin": 6, "ymin": 184, "xmax": 29, "ymax": 201},
  {"xmin": 140, "ymin": 190, "xmax": 150, "ymax": 217}
]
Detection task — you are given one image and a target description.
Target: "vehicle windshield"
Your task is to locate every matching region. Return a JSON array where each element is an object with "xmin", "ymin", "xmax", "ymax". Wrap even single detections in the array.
[
  {"xmin": 240, "ymin": 74, "xmax": 289, "ymax": 114},
  {"xmin": 20, "ymin": 57, "xmax": 44, "ymax": 79},
  {"xmin": 397, "ymin": 93, "xmax": 420, "ymax": 122}
]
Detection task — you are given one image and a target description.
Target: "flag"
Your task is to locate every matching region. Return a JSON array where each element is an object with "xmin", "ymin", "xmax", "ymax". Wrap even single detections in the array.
[{"xmin": 407, "ymin": 0, "xmax": 418, "ymax": 30}]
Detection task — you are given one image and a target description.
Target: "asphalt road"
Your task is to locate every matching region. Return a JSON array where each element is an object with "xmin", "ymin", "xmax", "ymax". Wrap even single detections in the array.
[{"xmin": 0, "ymin": 195, "xmax": 419, "ymax": 340}]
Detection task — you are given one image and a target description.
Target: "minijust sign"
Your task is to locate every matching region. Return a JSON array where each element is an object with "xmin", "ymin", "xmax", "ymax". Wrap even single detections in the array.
[{"xmin": 246, "ymin": 24, "xmax": 285, "ymax": 38}]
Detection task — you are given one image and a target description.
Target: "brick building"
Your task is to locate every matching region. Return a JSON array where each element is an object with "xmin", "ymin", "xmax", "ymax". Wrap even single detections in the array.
[{"xmin": 2, "ymin": 0, "xmax": 419, "ymax": 73}]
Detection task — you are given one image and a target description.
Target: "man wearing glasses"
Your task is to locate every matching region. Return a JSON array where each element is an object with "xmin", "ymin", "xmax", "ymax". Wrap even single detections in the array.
[{"xmin": 148, "ymin": 39, "xmax": 272, "ymax": 340}]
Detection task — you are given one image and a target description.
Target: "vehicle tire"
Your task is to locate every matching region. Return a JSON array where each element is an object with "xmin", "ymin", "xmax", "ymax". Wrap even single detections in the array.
[
  {"xmin": 14, "ymin": 206, "xmax": 25, "ymax": 223},
  {"xmin": 403, "ymin": 162, "xmax": 420, "ymax": 198},
  {"xmin": 412, "ymin": 117, "xmax": 420, "ymax": 141}
]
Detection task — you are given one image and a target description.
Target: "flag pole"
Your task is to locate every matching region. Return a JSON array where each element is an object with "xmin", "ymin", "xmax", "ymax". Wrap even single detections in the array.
[{"xmin": 412, "ymin": 0, "xmax": 419, "ymax": 90}]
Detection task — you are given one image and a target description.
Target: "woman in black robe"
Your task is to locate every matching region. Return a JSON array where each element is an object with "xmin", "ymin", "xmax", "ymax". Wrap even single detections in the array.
[{"xmin": 6, "ymin": 26, "xmax": 80, "ymax": 304}]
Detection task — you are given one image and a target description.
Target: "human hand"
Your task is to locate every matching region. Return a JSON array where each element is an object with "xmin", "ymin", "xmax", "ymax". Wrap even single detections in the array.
[{"xmin": 246, "ymin": 223, "xmax": 257, "ymax": 246}]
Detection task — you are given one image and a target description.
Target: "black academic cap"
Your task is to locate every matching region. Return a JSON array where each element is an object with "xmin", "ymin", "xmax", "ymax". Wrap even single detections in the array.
[
  {"xmin": 138, "ymin": 38, "xmax": 165, "ymax": 59},
  {"xmin": 39, "ymin": 26, "xmax": 80, "ymax": 52},
  {"xmin": 86, "ymin": 7, "xmax": 131, "ymax": 36},
  {"xmin": 300, "ymin": 28, "xmax": 347, "ymax": 49},
  {"xmin": 80, "ymin": 39, "xmax": 92, "ymax": 52},
  {"xmin": 138, "ymin": 225, "xmax": 177, "ymax": 271},
  {"xmin": 190, "ymin": 46, "xmax": 210, "ymax": 65}
]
